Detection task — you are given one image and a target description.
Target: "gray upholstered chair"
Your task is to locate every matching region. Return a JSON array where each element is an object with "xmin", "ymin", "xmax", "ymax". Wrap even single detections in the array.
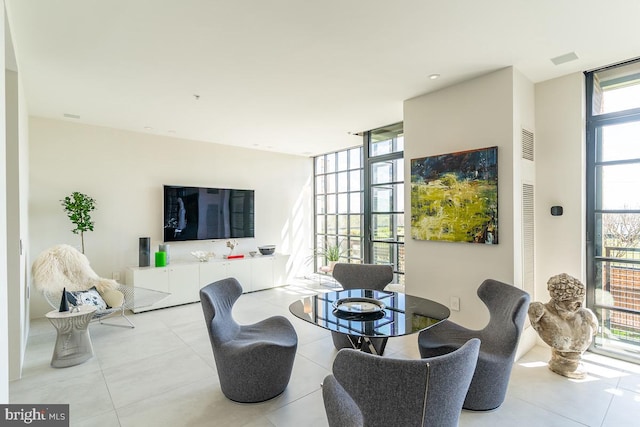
[
  {"xmin": 418, "ymin": 279, "xmax": 530, "ymax": 411},
  {"xmin": 200, "ymin": 277, "xmax": 298, "ymax": 403},
  {"xmin": 331, "ymin": 263, "xmax": 394, "ymax": 355},
  {"xmin": 322, "ymin": 338, "xmax": 480, "ymax": 427}
]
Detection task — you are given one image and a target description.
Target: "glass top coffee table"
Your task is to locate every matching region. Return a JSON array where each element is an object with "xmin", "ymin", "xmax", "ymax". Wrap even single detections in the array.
[{"xmin": 289, "ymin": 289, "xmax": 450, "ymax": 354}]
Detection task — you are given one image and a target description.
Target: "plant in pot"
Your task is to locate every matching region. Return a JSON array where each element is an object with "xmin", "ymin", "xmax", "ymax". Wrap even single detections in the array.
[
  {"xmin": 61, "ymin": 192, "xmax": 96, "ymax": 254},
  {"xmin": 314, "ymin": 240, "xmax": 347, "ymax": 273}
]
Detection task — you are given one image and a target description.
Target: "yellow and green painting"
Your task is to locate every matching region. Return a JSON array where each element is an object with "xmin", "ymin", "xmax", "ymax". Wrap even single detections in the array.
[{"xmin": 411, "ymin": 146, "xmax": 498, "ymax": 244}]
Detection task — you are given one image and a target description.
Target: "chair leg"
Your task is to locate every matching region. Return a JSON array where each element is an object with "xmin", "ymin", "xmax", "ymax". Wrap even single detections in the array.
[{"xmin": 98, "ymin": 307, "xmax": 135, "ymax": 328}]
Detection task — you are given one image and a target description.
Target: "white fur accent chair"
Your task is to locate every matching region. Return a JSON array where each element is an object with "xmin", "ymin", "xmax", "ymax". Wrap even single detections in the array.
[{"xmin": 32, "ymin": 244, "xmax": 134, "ymax": 328}]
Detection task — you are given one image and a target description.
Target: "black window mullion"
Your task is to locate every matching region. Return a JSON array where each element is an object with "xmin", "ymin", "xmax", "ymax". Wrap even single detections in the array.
[{"xmin": 586, "ymin": 59, "xmax": 640, "ymax": 362}]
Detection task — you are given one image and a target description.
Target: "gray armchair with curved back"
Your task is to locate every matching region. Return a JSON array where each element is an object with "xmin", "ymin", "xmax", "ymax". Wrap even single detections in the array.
[
  {"xmin": 200, "ymin": 277, "xmax": 298, "ymax": 403},
  {"xmin": 322, "ymin": 338, "xmax": 481, "ymax": 427},
  {"xmin": 330, "ymin": 263, "xmax": 394, "ymax": 355},
  {"xmin": 418, "ymin": 279, "xmax": 530, "ymax": 411}
]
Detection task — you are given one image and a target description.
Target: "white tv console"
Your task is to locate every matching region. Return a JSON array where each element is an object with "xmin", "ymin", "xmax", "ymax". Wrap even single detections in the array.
[{"xmin": 125, "ymin": 254, "xmax": 289, "ymax": 312}]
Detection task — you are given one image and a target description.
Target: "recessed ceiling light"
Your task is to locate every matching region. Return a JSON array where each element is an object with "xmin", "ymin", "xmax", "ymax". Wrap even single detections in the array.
[
  {"xmin": 144, "ymin": 126, "xmax": 153, "ymax": 131},
  {"xmin": 428, "ymin": 74, "xmax": 440, "ymax": 80}
]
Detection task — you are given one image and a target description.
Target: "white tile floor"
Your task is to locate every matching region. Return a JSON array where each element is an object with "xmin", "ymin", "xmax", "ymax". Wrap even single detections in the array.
[{"xmin": 10, "ymin": 282, "xmax": 640, "ymax": 427}]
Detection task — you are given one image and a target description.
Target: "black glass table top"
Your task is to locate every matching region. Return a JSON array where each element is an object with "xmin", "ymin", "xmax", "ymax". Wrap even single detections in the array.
[{"xmin": 289, "ymin": 289, "xmax": 450, "ymax": 338}]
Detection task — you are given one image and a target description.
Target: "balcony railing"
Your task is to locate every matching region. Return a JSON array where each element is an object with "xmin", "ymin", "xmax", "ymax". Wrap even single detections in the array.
[{"xmin": 598, "ymin": 247, "xmax": 640, "ymax": 345}]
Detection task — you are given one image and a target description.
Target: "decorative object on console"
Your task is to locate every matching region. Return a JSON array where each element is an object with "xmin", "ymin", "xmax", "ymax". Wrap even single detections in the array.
[
  {"xmin": 159, "ymin": 244, "xmax": 170, "ymax": 264},
  {"xmin": 226, "ymin": 239, "xmax": 239, "ymax": 255},
  {"xmin": 60, "ymin": 191, "xmax": 97, "ymax": 254},
  {"xmin": 139, "ymin": 237, "xmax": 150, "ymax": 267},
  {"xmin": 191, "ymin": 251, "xmax": 215, "ymax": 262},
  {"xmin": 258, "ymin": 245, "xmax": 276, "ymax": 255},
  {"xmin": 155, "ymin": 251, "xmax": 167, "ymax": 267},
  {"xmin": 528, "ymin": 273, "xmax": 598, "ymax": 379},
  {"xmin": 410, "ymin": 146, "xmax": 498, "ymax": 244}
]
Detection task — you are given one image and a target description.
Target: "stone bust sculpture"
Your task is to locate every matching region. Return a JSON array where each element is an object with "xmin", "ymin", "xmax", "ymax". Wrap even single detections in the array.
[{"xmin": 528, "ymin": 273, "xmax": 598, "ymax": 379}]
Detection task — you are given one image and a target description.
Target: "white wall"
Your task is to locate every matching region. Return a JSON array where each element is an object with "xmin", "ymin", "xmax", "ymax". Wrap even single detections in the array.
[
  {"xmin": 6, "ymin": 68, "xmax": 27, "ymax": 381},
  {"xmin": 534, "ymin": 73, "xmax": 586, "ymax": 295},
  {"xmin": 28, "ymin": 118, "xmax": 313, "ymax": 318},
  {"xmin": 512, "ymin": 68, "xmax": 539, "ymax": 353},
  {"xmin": 512, "ymin": 68, "xmax": 536, "ymax": 291},
  {"xmin": 404, "ymin": 68, "xmax": 518, "ymax": 328},
  {"xmin": 0, "ymin": 0, "xmax": 8, "ymax": 403}
]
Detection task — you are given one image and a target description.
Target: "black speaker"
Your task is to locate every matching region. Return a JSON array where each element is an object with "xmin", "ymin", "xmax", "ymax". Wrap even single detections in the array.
[{"xmin": 139, "ymin": 237, "xmax": 151, "ymax": 267}]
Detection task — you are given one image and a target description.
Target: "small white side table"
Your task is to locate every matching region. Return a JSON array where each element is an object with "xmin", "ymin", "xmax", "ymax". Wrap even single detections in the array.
[{"xmin": 46, "ymin": 305, "xmax": 97, "ymax": 368}]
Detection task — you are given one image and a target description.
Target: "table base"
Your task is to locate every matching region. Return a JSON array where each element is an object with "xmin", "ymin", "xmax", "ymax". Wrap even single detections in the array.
[
  {"xmin": 48, "ymin": 312, "xmax": 94, "ymax": 368},
  {"xmin": 346, "ymin": 335, "xmax": 388, "ymax": 355}
]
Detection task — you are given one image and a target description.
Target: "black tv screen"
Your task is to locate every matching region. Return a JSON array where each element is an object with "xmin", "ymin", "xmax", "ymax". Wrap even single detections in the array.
[{"xmin": 163, "ymin": 185, "xmax": 255, "ymax": 242}]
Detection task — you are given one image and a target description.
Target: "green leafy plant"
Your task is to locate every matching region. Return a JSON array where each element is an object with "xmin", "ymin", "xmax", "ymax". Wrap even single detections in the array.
[
  {"xmin": 61, "ymin": 192, "xmax": 96, "ymax": 254},
  {"xmin": 324, "ymin": 243, "xmax": 342, "ymax": 262},
  {"xmin": 315, "ymin": 240, "xmax": 347, "ymax": 263}
]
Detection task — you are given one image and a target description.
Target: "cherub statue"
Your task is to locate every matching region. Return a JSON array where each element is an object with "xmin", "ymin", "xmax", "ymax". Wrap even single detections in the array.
[{"xmin": 528, "ymin": 273, "xmax": 598, "ymax": 379}]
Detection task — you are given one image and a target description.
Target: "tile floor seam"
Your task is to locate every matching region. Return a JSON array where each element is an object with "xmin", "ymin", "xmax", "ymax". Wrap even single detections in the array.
[
  {"xmin": 505, "ymin": 394, "xmax": 593, "ymax": 427},
  {"xmin": 96, "ymin": 366, "xmax": 122, "ymax": 427}
]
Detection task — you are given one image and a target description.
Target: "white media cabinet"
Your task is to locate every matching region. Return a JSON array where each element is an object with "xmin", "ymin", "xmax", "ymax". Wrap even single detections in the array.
[{"xmin": 125, "ymin": 254, "xmax": 289, "ymax": 312}]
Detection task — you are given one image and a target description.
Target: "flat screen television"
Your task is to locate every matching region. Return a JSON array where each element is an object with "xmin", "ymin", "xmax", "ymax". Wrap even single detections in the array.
[{"xmin": 163, "ymin": 185, "xmax": 255, "ymax": 242}]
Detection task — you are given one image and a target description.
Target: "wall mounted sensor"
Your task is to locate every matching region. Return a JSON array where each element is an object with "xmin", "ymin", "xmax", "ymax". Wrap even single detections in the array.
[{"xmin": 551, "ymin": 206, "xmax": 563, "ymax": 216}]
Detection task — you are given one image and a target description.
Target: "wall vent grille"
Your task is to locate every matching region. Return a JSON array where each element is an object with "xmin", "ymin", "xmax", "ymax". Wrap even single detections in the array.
[
  {"xmin": 522, "ymin": 183, "xmax": 535, "ymax": 297},
  {"xmin": 522, "ymin": 128, "xmax": 534, "ymax": 161}
]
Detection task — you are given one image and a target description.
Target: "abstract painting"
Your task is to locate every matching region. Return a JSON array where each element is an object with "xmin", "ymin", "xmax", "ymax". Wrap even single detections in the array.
[{"xmin": 411, "ymin": 146, "xmax": 498, "ymax": 244}]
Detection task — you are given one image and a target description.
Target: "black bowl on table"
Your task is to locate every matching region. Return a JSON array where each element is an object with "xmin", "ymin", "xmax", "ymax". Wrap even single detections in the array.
[{"xmin": 258, "ymin": 245, "xmax": 276, "ymax": 255}]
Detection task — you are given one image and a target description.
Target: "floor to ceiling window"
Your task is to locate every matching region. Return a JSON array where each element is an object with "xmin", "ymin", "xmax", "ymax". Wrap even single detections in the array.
[
  {"xmin": 365, "ymin": 123, "xmax": 405, "ymax": 284},
  {"xmin": 586, "ymin": 59, "xmax": 640, "ymax": 362},
  {"xmin": 314, "ymin": 147, "xmax": 364, "ymax": 268},
  {"xmin": 313, "ymin": 123, "xmax": 404, "ymax": 284}
]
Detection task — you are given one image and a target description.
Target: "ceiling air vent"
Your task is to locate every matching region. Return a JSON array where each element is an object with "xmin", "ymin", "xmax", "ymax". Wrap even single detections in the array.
[{"xmin": 522, "ymin": 128, "xmax": 534, "ymax": 161}]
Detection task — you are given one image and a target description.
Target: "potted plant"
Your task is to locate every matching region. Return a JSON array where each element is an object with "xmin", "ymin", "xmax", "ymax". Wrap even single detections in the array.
[
  {"xmin": 61, "ymin": 191, "xmax": 96, "ymax": 254},
  {"xmin": 314, "ymin": 240, "xmax": 347, "ymax": 272},
  {"xmin": 324, "ymin": 243, "xmax": 342, "ymax": 264}
]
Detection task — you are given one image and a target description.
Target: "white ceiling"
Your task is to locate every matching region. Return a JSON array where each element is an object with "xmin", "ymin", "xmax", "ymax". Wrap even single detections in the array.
[{"xmin": 6, "ymin": 0, "xmax": 640, "ymax": 157}]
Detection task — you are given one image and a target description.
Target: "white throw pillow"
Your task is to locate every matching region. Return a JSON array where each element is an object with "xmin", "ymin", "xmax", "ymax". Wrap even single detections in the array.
[{"xmin": 66, "ymin": 286, "xmax": 108, "ymax": 310}]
